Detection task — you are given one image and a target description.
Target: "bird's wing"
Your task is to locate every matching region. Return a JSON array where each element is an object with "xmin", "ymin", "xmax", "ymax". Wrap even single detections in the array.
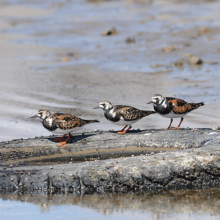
[
  {"xmin": 115, "ymin": 105, "xmax": 154, "ymax": 121},
  {"xmin": 53, "ymin": 114, "xmax": 86, "ymax": 130},
  {"xmin": 167, "ymin": 98, "xmax": 193, "ymax": 114}
]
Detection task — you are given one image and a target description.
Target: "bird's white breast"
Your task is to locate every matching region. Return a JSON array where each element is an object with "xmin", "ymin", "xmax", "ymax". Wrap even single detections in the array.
[
  {"xmin": 159, "ymin": 111, "xmax": 188, "ymax": 119},
  {"xmin": 111, "ymin": 118, "xmax": 140, "ymax": 126},
  {"xmin": 109, "ymin": 108, "xmax": 116, "ymax": 118},
  {"xmin": 49, "ymin": 127, "xmax": 81, "ymax": 134}
]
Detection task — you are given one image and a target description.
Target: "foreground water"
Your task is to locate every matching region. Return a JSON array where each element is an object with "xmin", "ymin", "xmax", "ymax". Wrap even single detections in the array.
[{"xmin": 1, "ymin": 189, "xmax": 220, "ymax": 220}]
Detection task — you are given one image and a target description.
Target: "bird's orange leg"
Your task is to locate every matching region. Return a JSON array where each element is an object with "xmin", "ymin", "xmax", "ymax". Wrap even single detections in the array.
[
  {"xmin": 118, "ymin": 126, "xmax": 132, "ymax": 134},
  {"xmin": 53, "ymin": 134, "xmax": 67, "ymax": 142},
  {"xmin": 58, "ymin": 134, "xmax": 72, "ymax": 148},
  {"xmin": 113, "ymin": 125, "xmax": 128, "ymax": 133},
  {"xmin": 172, "ymin": 117, "xmax": 184, "ymax": 129},
  {"xmin": 167, "ymin": 119, "xmax": 173, "ymax": 129},
  {"xmin": 120, "ymin": 125, "xmax": 128, "ymax": 132}
]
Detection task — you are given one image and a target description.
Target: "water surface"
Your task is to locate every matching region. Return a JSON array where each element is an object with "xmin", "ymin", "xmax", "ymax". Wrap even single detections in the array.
[{"xmin": 1, "ymin": 189, "xmax": 220, "ymax": 220}]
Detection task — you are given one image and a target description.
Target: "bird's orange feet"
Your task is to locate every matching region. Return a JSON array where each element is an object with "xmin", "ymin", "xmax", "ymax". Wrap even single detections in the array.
[
  {"xmin": 172, "ymin": 127, "xmax": 180, "ymax": 130},
  {"xmin": 117, "ymin": 126, "xmax": 131, "ymax": 134},
  {"xmin": 53, "ymin": 134, "xmax": 67, "ymax": 142},
  {"xmin": 118, "ymin": 130, "xmax": 126, "ymax": 134},
  {"xmin": 57, "ymin": 134, "xmax": 72, "ymax": 147},
  {"xmin": 58, "ymin": 142, "xmax": 67, "ymax": 148}
]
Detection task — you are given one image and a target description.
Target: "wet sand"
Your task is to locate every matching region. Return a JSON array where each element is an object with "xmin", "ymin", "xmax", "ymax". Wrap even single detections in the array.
[{"xmin": 0, "ymin": 0, "xmax": 219, "ymax": 141}]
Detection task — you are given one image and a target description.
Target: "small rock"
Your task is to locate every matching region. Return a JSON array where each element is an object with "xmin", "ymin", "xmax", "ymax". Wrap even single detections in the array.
[
  {"xmin": 172, "ymin": 60, "xmax": 184, "ymax": 67},
  {"xmin": 125, "ymin": 37, "xmax": 135, "ymax": 43},
  {"xmin": 198, "ymin": 27, "xmax": 210, "ymax": 34},
  {"xmin": 82, "ymin": 138, "xmax": 87, "ymax": 144},
  {"xmin": 101, "ymin": 27, "xmax": 117, "ymax": 36},
  {"xmin": 150, "ymin": 64, "xmax": 167, "ymax": 68},
  {"xmin": 183, "ymin": 53, "xmax": 191, "ymax": 57},
  {"xmin": 67, "ymin": 52, "xmax": 74, "ymax": 57},
  {"xmin": 188, "ymin": 56, "xmax": 203, "ymax": 65},
  {"xmin": 212, "ymin": 126, "xmax": 220, "ymax": 130},
  {"xmin": 162, "ymin": 45, "xmax": 175, "ymax": 53},
  {"xmin": 61, "ymin": 57, "xmax": 70, "ymax": 62},
  {"xmin": 10, "ymin": 164, "xmax": 13, "ymax": 168}
]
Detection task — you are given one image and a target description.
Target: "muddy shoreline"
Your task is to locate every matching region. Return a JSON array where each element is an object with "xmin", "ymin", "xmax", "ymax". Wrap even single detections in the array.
[{"xmin": 1, "ymin": 128, "xmax": 220, "ymax": 193}]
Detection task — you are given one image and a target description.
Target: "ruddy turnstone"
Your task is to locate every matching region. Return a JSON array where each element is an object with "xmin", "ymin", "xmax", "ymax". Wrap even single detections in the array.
[
  {"xmin": 147, "ymin": 94, "xmax": 204, "ymax": 129},
  {"xmin": 93, "ymin": 101, "xmax": 155, "ymax": 134},
  {"xmin": 30, "ymin": 110, "xmax": 99, "ymax": 147}
]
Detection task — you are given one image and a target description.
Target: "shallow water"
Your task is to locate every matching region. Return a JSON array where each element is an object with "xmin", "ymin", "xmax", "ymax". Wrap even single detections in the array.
[
  {"xmin": 0, "ymin": 0, "xmax": 219, "ymax": 141},
  {"xmin": 1, "ymin": 189, "xmax": 220, "ymax": 220}
]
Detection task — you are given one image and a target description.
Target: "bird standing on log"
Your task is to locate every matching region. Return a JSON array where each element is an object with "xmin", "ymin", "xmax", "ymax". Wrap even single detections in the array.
[
  {"xmin": 94, "ymin": 101, "xmax": 155, "ymax": 134},
  {"xmin": 31, "ymin": 110, "xmax": 99, "ymax": 147},
  {"xmin": 147, "ymin": 94, "xmax": 204, "ymax": 129}
]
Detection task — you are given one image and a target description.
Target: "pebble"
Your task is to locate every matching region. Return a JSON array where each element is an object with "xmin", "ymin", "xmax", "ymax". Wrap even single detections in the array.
[
  {"xmin": 188, "ymin": 56, "xmax": 203, "ymax": 65},
  {"xmin": 101, "ymin": 27, "xmax": 117, "ymax": 36},
  {"xmin": 212, "ymin": 126, "xmax": 220, "ymax": 131},
  {"xmin": 162, "ymin": 45, "xmax": 175, "ymax": 53},
  {"xmin": 125, "ymin": 37, "xmax": 135, "ymax": 43},
  {"xmin": 172, "ymin": 60, "xmax": 184, "ymax": 67}
]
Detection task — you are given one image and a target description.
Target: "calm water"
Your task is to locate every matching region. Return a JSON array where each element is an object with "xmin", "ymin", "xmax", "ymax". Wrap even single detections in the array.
[{"xmin": 1, "ymin": 189, "xmax": 220, "ymax": 220}]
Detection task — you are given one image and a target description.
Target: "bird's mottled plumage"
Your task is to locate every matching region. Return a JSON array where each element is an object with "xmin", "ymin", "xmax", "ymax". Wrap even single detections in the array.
[
  {"xmin": 148, "ymin": 94, "xmax": 204, "ymax": 129},
  {"xmin": 31, "ymin": 110, "xmax": 99, "ymax": 147},
  {"xmin": 94, "ymin": 101, "xmax": 155, "ymax": 133}
]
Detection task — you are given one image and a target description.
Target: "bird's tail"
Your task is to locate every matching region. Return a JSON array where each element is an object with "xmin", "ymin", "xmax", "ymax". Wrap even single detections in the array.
[
  {"xmin": 143, "ymin": 111, "xmax": 156, "ymax": 116},
  {"xmin": 84, "ymin": 119, "xmax": 100, "ymax": 124},
  {"xmin": 190, "ymin": 102, "xmax": 204, "ymax": 110}
]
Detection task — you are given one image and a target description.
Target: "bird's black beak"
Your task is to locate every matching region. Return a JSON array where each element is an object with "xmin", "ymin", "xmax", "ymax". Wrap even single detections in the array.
[
  {"xmin": 93, "ymin": 107, "xmax": 100, "ymax": 109},
  {"xmin": 30, "ymin": 115, "xmax": 38, "ymax": 119},
  {"xmin": 147, "ymin": 101, "xmax": 153, "ymax": 104}
]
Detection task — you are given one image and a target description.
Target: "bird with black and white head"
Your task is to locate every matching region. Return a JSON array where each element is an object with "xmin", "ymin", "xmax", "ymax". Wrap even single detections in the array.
[
  {"xmin": 148, "ymin": 94, "xmax": 204, "ymax": 129},
  {"xmin": 94, "ymin": 100, "xmax": 156, "ymax": 134},
  {"xmin": 31, "ymin": 109, "xmax": 99, "ymax": 147}
]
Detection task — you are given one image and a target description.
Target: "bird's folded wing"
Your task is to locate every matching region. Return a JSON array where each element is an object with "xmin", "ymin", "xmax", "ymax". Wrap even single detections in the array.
[
  {"xmin": 53, "ymin": 114, "xmax": 84, "ymax": 130},
  {"xmin": 119, "ymin": 106, "xmax": 147, "ymax": 121}
]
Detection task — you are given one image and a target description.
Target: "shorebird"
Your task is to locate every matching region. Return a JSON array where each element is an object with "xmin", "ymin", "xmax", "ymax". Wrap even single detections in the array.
[
  {"xmin": 93, "ymin": 101, "xmax": 155, "ymax": 134},
  {"xmin": 147, "ymin": 94, "xmax": 204, "ymax": 129},
  {"xmin": 31, "ymin": 110, "xmax": 99, "ymax": 147}
]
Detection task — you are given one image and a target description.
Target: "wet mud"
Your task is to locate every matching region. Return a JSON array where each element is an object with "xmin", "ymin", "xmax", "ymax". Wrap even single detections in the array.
[{"xmin": 0, "ymin": 0, "xmax": 219, "ymax": 141}]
